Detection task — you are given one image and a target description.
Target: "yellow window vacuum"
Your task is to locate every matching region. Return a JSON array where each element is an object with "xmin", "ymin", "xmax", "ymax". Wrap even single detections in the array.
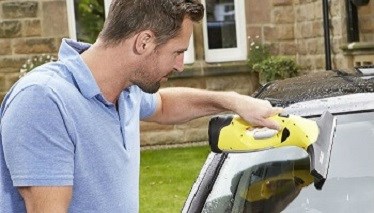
[{"xmin": 208, "ymin": 111, "xmax": 337, "ymax": 190}]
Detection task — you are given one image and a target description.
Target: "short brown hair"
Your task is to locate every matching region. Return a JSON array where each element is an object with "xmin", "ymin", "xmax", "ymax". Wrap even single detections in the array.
[{"xmin": 99, "ymin": 0, "xmax": 204, "ymax": 46}]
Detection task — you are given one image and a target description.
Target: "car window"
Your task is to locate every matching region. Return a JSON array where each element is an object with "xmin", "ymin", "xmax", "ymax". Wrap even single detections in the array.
[{"xmin": 202, "ymin": 111, "xmax": 374, "ymax": 213}]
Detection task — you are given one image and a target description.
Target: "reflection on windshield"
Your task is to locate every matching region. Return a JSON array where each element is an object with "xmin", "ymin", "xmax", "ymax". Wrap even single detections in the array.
[
  {"xmin": 203, "ymin": 158, "xmax": 313, "ymax": 213},
  {"xmin": 202, "ymin": 112, "xmax": 374, "ymax": 213}
]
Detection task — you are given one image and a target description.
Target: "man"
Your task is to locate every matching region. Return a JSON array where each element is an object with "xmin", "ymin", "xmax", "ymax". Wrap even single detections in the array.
[{"xmin": 0, "ymin": 0, "xmax": 282, "ymax": 212}]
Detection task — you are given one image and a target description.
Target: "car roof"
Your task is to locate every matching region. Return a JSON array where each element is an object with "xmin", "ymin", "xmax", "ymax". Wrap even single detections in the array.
[{"xmin": 254, "ymin": 70, "xmax": 374, "ymax": 109}]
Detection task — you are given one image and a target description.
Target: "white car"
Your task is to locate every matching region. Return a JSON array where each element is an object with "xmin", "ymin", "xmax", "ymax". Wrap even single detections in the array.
[{"xmin": 183, "ymin": 68, "xmax": 374, "ymax": 212}]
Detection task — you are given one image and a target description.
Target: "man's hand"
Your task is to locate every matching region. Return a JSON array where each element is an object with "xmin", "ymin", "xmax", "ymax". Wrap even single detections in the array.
[
  {"xmin": 18, "ymin": 186, "xmax": 72, "ymax": 213},
  {"xmin": 233, "ymin": 96, "xmax": 283, "ymax": 130}
]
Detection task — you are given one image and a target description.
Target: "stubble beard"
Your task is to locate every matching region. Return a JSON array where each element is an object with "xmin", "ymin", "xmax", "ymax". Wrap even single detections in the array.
[
  {"xmin": 137, "ymin": 80, "xmax": 161, "ymax": 94},
  {"xmin": 133, "ymin": 62, "xmax": 161, "ymax": 94}
]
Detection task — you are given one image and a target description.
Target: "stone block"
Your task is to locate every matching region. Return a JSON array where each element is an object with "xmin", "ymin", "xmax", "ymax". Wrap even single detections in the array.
[
  {"xmin": 0, "ymin": 39, "xmax": 12, "ymax": 55},
  {"xmin": 313, "ymin": 0, "xmax": 323, "ymax": 20},
  {"xmin": 205, "ymin": 74, "xmax": 257, "ymax": 92},
  {"xmin": 182, "ymin": 128, "xmax": 208, "ymax": 143},
  {"xmin": 263, "ymin": 26, "xmax": 277, "ymax": 41},
  {"xmin": 279, "ymin": 42, "xmax": 297, "ymax": 55},
  {"xmin": 246, "ymin": 0, "xmax": 271, "ymax": 24},
  {"xmin": 333, "ymin": 55, "xmax": 350, "ymax": 69},
  {"xmin": 2, "ymin": 1, "xmax": 38, "ymax": 19},
  {"xmin": 314, "ymin": 55, "xmax": 325, "ymax": 70},
  {"xmin": 5, "ymin": 73, "xmax": 20, "ymax": 91},
  {"xmin": 305, "ymin": 3, "xmax": 315, "ymax": 21},
  {"xmin": 332, "ymin": 37, "xmax": 343, "ymax": 53},
  {"xmin": 360, "ymin": 16, "xmax": 374, "ymax": 33},
  {"xmin": 298, "ymin": 57, "xmax": 313, "ymax": 71},
  {"xmin": 246, "ymin": 27, "xmax": 262, "ymax": 41},
  {"xmin": 0, "ymin": 75, "xmax": 5, "ymax": 91},
  {"xmin": 265, "ymin": 25, "xmax": 294, "ymax": 41},
  {"xmin": 166, "ymin": 78, "xmax": 205, "ymax": 88},
  {"xmin": 276, "ymin": 25, "xmax": 294, "ymax": 40},
  {"xmin": 0, "ymin": 92, "xmax": 6, "ymax": 103},
  {"xmin": 307, "ymin": 39, "xmax": 317, "ymax": 54},
  {"xmin": 298, "ymin": 0, "xmax": 317, "ymax": 4},
  {"xmin": 13, "ymin": 38, "xmax": 57, "ymax": 54},
  {"xmin": 273, "ymin": 0, "xmax": 293, "ymax": 6},
  {"xmin": 23, "ymin": 19, "xmax": 41, "ymax": 37},
  {"xmin": 140, "ymin": 130, "xmax": 185, "ymax": 146},
  {"xmin": 295, "ymin": 5, "xmax": 308, "ymax": 22},
  {"xmin": 358, "ymin": 2, "xmax": 374, "ymax": 14},
  {"xmin": 42, "ymin": 1, "xmax": 69, "ymax": 37},
  {"xmin": 0, "ymin": 56, "xmax": 28, "ymax": 73},
  {"xmin": 329, "ymin": 0, "xmax": 342, "ymax": 18},
  {"xmin": 0, "ymin": 20, "xmax": 21, "ymax": 38},
  {"xmin": 273, "ymin": 7, "xmax": 295, "ymax": 24},
  {"xmin": 312, "ymin": 20, "xmax": 324, "ymax": 37},
  {"xmin": 140, "ymin": 121, "xmax": 174, "ymax": 132},
  {"xmin": 296, "ymin": 40, "xmax": 308, "ymax": 55},
  {"xmin": 300, "ymin": 22, "xmax": 313, "ymax": 38}
]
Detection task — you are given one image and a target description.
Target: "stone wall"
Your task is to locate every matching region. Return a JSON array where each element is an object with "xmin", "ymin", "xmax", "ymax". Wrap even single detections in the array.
[
  {"xmin": 245, "ymin": 0, "xmax": 374, "ymax": 73},
  {"xmin": 0, "ymin": 0, "xmax": 68, "ymax": 101}
]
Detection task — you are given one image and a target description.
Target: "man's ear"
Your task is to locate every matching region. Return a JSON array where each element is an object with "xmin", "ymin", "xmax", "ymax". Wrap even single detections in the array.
[{"xmin": 134, "ymin": 30, "xmax": 156, "ymax": 54}]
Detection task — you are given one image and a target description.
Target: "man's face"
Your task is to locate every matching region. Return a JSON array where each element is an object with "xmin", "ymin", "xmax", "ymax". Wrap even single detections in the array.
[{"xmin": 132, "ymin": 18, "xmax": 193, "ymax": 93}]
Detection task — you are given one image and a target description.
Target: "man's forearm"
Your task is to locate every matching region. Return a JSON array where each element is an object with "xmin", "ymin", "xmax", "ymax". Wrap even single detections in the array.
[
  {"xmin": 155, "ymin": 87, "xmax": 241, "ymax": 124},
  {"xmin": 146, "ymin": 87, "xmax": 282, "ymax": 129}
]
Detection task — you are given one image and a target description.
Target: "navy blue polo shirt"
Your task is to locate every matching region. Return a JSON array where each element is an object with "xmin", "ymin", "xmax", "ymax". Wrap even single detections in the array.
[{"xmin": 0, "ymin": 39, "xmax": 157, "ymax": 212}]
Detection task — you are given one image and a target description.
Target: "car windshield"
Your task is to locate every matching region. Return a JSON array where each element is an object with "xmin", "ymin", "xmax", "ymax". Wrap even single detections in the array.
[{"xmin": 202, "ymin": 111, "xmax": 374, "ymax": 212}]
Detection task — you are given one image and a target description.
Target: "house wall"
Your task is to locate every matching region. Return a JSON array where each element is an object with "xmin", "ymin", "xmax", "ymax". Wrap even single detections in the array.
[
  {"xmin": 0, "ymin": 0, "xmax": 68, "ymax": 101},
  {"xmin": 1, "ymin": 0, "xmax": 373, "ymax": 147}
]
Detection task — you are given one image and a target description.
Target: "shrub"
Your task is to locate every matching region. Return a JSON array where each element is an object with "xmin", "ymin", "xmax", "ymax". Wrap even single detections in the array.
[
  {"xmin": 247, "ymin": 36, "xmax": 300, "ymax": 83},
  {"xmin": 247, "ymin": 37, "xmax": 271, "ymax": 72},
  {"xmin": 76, "ymin": 0, "xmax": 105, "ymax": 43},
  {"xmin": 19, "ymin": 54, "xmax": 57, "ymax": 78},
  {"xmin": 253, "ymin": 56, "xmax": 299, "ymax": 83}
]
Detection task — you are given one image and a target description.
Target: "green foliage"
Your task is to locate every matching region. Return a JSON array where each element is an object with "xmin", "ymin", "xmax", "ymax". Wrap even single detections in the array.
[
  {"xmin": 76, "ymin": 0, "xmax": 105, "ymax": 43},
  {"xmin": 19, "ymin": 54, "xmax": 57, "ymax": 78},
  {"xmin": 253, "ymin": 56, "xmax": 299, "ymax": 83},
  {"xmin": 247, "ymin": 36, "xmax": 299, "ymax": 83},
  {"xmin": 247, "ymin": 42, "xmax": 271, "ymax": 72}
]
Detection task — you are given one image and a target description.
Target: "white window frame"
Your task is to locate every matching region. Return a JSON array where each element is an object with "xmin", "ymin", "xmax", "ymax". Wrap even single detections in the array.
[
  {"xmin": 67, "ymin": 0, "xmax": 195, "ymax": 64},
  {"xmin": 66, "ymin": 0, "xmax": 112, "ymax": 40},
  {"xmin": 201, "ymin": 0, "xmax": 247, "ymax": 63},
  {"xmin": 184, "ymin": 35, "xmax": 195, "ymax": 64}
]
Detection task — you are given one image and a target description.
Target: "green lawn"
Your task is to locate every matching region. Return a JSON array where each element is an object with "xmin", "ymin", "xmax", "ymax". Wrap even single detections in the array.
[{"xmin": 140, "ymin": 145, "xmax": 210, "ymax": 213}]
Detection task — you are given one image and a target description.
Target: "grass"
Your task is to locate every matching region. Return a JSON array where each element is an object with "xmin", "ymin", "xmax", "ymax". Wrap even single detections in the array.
[{"xmin": 140, "ymin": 145, "xmax": 210, "ymax": 213}]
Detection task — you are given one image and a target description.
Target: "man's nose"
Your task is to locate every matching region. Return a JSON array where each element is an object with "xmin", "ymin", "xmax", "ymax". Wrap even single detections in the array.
[{"xmin": 174, "ymin": 54, "xmax": 185, "ymax": 72}]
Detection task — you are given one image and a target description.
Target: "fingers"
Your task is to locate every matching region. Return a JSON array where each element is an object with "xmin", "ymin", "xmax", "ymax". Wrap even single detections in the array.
[
  {"xmin": 262, "ymin": 119, "xmax": 281, "ymax": 131},
  {"xmin": 271, "ymin": 107, "xmax": 284, "ymax": 116}
]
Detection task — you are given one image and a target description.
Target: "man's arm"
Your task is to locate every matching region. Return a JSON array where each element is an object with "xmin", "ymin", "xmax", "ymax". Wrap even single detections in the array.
[
  {"xmin": 144, "ymin": 87, "xmax": 282, "ymax": 129},
  {"xmin": 18, "ymin": 186, "xmax": 72, "ymax": 213}
]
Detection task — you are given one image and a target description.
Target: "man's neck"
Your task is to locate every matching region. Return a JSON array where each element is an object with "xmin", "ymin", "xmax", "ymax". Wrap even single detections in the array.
[{"xmin": 80, "ymin": 41, "xmax": 133, "ymax": 104}]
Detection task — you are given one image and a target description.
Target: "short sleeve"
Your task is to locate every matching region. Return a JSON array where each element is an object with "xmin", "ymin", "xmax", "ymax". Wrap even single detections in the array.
[
  {"xmin": 1, "ymin": 85, "xmax": 75, "ymax": 186},
  {"xmin": 139, "ymin": 90, "xmax": 158, "ymax": 119}
]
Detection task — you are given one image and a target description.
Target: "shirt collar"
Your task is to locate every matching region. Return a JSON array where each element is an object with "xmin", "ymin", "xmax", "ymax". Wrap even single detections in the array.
[{"xmin": 58, "ymin": 38, "xmax": 101, "ymax": 99}]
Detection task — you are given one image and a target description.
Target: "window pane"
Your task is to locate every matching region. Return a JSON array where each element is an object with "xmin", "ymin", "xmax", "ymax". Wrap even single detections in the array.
[
  {"xmin": 206, "ymin": 0, "xmax": 237, "ymax": 49},
  {"xmin": 74, "ymin": 0, "xmax": 105, "ymax": 43}
]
